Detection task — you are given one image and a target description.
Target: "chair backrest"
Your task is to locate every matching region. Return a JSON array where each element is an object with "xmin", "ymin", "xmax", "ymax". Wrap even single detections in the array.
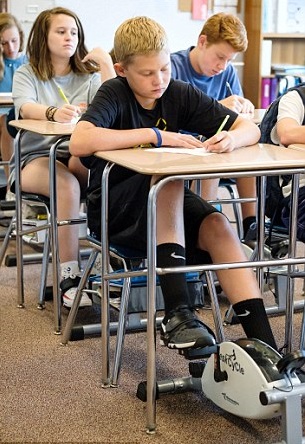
[
  {"xmin": 259, "ymin": 83, "xmax": 305, "ymax": 229},
  {"xmin": 6, "ymin": 107, "xmax": 18, "ymax": 139},
  {"xmin": 259, "ymin": 82, "xmax": 305, "ymax": 145}
]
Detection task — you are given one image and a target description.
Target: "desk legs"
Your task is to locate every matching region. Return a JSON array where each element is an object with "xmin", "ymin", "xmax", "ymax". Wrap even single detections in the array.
[
  {"xmin": 101, "ymin": 163, "xmax": 113, "ymax": 387},
  {"xmin": 256, "ymin": 176, "xmax": 266, "ymax": 291},
  {"xmin": 15, "ymin": 130, "xmax": 25, "ymax": 308},
  {"xmin": 49, "ymin": 140, "xmax": 68, "ymax": 334},
  {"xmin": 285, "ymin": 174, "xmax": 299, "ymax": 353},
  {"xmin": 257, "ymin": 174, "xmax": 301, "ymax": 354},
  {"xmin": 146, "ymin": 184, "xmax": 158, "ymax": 433}
]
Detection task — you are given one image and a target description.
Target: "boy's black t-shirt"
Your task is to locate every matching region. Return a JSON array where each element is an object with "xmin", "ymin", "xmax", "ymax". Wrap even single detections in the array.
[{"xmin": 80, "ymin": 76, "xmax": 238, "ymax": 194}]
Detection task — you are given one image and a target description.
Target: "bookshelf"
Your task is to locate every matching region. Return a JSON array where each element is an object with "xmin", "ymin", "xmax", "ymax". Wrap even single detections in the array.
[{"xmin": 243, "ymin": 0, "xmax": 305, "ymax": 108}]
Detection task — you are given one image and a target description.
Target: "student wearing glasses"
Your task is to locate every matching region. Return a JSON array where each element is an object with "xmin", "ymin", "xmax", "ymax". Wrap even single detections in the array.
[{"xmin": 171, "ymin": 13, "xmax": 257, "ymax": 242}]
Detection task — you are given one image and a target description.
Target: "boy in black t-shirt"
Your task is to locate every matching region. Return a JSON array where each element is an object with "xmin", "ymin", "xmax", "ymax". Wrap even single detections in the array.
[{"xmin": 70, "ymin": 16, "xmax": 277, "ymax": 351}]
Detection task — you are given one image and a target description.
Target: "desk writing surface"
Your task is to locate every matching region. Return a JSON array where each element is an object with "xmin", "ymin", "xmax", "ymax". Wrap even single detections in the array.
[
  {"xmin": 9, "ymin": 119, "xmax": 75, "ymax": 136},
  {"xmin": 288, "ymin": 143, "xmax": 305, "ymax": 152},
  {"xmin": 0, "ymin": 92, "xmax": 13, "ymax": 107},
  {"xmin": 95, "ymin": 143, "xmax": 305, "ymax": 176}
]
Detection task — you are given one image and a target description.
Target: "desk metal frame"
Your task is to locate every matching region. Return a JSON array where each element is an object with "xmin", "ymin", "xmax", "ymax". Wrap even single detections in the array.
[
  {"xmin": 97, "ymin": 146, "xmax": 305, "ymax": 433},
  {"xmin": 9, "ymin": 120, "xmax": 75, "ymax": 334},
  {"xmin": 13, "ymin": 129, "xmax": 71, "ymax": 333}
]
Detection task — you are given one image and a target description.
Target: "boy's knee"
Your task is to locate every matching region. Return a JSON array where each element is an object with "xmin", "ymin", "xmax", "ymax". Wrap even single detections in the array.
[{"xmin": 201, "ymin": 212, "xmax": 233, "ymax": 237}]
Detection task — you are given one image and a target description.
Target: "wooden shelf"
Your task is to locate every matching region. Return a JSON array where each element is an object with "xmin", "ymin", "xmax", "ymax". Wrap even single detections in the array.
[
  {"xmin": 243, "ymin": 1, "xmax": 305, "ymax": 108},
  {"xmin": 263, "ymin": 33, "xmax": 305, "ymax": 39}
]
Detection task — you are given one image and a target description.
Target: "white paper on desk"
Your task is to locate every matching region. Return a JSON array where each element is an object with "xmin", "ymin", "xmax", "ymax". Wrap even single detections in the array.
[
  {"xmin": 146, "ymin": 147, "xmax": 213, "ymax": 156},
  {"xmin": 48, "ymin": 117, "xmax": 78, "ymax": 125}
]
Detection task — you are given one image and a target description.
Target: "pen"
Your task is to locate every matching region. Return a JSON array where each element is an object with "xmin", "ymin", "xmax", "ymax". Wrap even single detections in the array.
[
  {"xmin": 216, "ymin": 114, "xmax": 230, "ymax": 134},
  {"xmin": 54, "ymin": 81, "xmax": 70, "ymax": 104},
  {"xmin": 226, "ymin": 81, "xmax": 233, "ymax": 96}
]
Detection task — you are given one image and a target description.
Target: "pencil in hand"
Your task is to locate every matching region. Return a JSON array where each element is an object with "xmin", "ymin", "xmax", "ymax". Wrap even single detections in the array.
[
  {"xmin": 54, "ymin": 80, "xmax": 70, "ymax": 104},
  {"xmin": 57, "ymin": 87, "xmax": 70, "ymax": 104},
  {"xmin": 216, "ymin": 114, "xmax": 230, "ymax": 134}
]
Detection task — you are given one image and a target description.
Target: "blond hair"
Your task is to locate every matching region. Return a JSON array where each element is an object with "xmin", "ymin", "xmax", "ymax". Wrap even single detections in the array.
[
  {"xmin": 200, "ymin": 12, "xmax": 247, "ymax": 52},
  {"xmin": 114, "ymin": 16, "xmax": 169, "ymax": 66}
]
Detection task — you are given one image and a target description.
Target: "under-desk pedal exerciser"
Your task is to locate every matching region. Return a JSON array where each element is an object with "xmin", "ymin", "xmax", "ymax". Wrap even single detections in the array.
[{"xmin": 137, "ymin": 339, "xmax": 305, "ymax": 444}]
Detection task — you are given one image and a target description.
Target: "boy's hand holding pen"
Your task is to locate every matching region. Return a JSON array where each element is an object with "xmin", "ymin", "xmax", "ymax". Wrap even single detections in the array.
[
  {"xmin": 223, "ymin": 81, "xmax": 255, "ymax": 114},
  {"xmin": 197, "ymin": 114, "xmax": 229, "ymax": 142},
  {"xmin": 200, "ymin": 114, "xmax": 235, "ymax": 153},
  {"xmin": 153, "ymin": 115, "xmax": 231, "ymax": 150}
]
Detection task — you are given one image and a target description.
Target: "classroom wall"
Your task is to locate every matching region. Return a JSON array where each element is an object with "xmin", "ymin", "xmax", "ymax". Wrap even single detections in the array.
[
  {"xmin": 8, "ymin": 0, "xmax": 245, "ymax": 80},
  {"xmin": 9, "ymin": 0, "xmax": 244, "ymax": 53},
  {"xmin": 54, "ymin": 0, "xmax": 204, "ymax": 52},
  {"xmin": 8, "ymin": 0, "xmax": 55, "ymax": 39}
]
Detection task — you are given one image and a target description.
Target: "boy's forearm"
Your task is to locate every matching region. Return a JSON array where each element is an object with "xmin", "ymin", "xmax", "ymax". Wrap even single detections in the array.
[
  {"xmin": 230, "ymin": 118, "xmax": 261, "ymax": 148},
  {"xmin": 70, "ymin": 125, "xmax": 156, "ymax": 156},
  {"xmin": 277, "ymin": 120, "xmax": 305, "ymax": 146}
]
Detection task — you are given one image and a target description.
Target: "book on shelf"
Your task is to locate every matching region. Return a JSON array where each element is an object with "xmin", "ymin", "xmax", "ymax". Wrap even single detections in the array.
[
  {"xmin": 263, "ymin": 0, "xmax": 277, "ymax": 33},
  {"xmin": 261, "ymin": 77, "xmax": 271, "ymax": 109},
  {"xmin": 261, "ymin": 77, "xmax": 278, "ymax": 109},
  {"xmin": 270, "ymin": 77, "xmax": 278, "ymax": 102},
  {"xmin": 272, "ymin": 64, "xmax": 305, "ymax": 75},
  {"xmin": 260, "ymin": 74, "xmax": 305, "ymax": 108},
  {"xmin": 276, "ymin": 75, "xmax": 304, "ymax": 95},
  {"xmin": 261, "ymin": 40, "xmax": 272, "ymax": 76}
]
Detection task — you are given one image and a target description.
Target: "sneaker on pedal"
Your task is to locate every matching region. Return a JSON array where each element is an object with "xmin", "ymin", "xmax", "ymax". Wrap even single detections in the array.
[
  {"xmin": 160, "ymin": 306, "xmax": 216, "ymax": 350},
  {"xmin": 61, "ymin": 276, "xmax": 92, "ymax": 308},
  {"xmin": 243, "ymin": 222, "xmax": 257, "ymax": 248}
]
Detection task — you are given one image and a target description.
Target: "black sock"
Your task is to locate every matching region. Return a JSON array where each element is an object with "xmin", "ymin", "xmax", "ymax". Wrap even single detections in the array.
[
  {"xmin": 157, "ymin": 243, "xmax": 190, "ymax": 316},
  {"xmin": 233, "ymin": 298, "xmax": 277, "ymax": 350},
  {"xmin": 243, "ymin": 216, "xmax": 256, "ymax": 237}
]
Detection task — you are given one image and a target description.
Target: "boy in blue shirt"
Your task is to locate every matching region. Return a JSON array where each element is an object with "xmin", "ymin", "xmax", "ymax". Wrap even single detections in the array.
[
  {"xmin": 70, "ymin": 16, "xmax": 277, "ymax": 351},
  {"xmin": 171, "ymin": 13, "xmax": 256, "ymax": 240}
]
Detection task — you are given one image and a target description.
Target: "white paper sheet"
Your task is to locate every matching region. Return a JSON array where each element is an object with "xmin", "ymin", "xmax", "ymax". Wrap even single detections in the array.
[{"xmin": 145, "ymin": 147, "xmax": 214, "ymax": 156}]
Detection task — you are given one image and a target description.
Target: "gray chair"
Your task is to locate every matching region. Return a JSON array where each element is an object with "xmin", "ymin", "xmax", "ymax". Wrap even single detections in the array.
[{"xmin": 1, "ymin": 129, "xmax": 85, "ymax": 333}]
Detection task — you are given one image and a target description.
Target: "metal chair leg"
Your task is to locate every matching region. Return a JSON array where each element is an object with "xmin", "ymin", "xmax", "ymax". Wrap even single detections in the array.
[{"xmin": 37, "ymin": 231, "xmax": 51, "ymax": 309}]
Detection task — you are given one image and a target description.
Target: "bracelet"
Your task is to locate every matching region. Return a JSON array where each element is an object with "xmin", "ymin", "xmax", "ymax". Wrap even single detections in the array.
[
  {"xmin": 151, "ymin": 127, "xmax": 162, "ymax": 148},
  {"xmin": 46, "ymin": 106, "xmax": 58, "ymax": 121},
  {"xmin": 45, "ymin": 106, "xmax": 58, "ymax": 122}
]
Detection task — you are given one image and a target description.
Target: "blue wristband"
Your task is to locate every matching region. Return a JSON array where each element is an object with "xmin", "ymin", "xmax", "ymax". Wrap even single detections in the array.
[{"xmin": 151, "ymin": 127, "xmax": 162, "ymax": 148}]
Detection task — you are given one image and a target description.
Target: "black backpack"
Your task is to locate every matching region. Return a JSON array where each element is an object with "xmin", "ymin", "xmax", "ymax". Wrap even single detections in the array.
[{"xmin": 259, "ymin": 83, "xmax": 305, "ymax": 226}]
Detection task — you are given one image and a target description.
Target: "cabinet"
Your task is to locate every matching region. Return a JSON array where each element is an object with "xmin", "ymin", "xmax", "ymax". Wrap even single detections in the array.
[
  {"xmin": 243, "ymin": 0, "xmax": 305, "ymax": 108},
  {"xmin": 8, "ymin": 0, "xmax": 55, "ymax": 42}
]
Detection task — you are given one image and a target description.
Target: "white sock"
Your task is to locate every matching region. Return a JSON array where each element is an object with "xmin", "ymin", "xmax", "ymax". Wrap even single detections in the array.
[{"xmin": 60, "ymin": 261, "xmax": 80, "ymax": 280}]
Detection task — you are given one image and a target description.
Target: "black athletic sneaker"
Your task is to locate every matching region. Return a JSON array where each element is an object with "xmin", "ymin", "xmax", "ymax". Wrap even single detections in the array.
[
  {"xmin": 160, "ymin": 306, "xmax": 216, "ymax": 350},
  {"xmin": 243, "ymin": 221, "xmax": 257, "ymax": 240}
]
